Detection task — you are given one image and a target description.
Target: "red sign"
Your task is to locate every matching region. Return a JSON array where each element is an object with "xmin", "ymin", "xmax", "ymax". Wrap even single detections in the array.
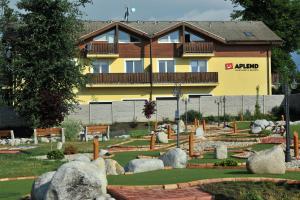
[{"xmin": 225, "ymin": 63, "xmax": 233, "ymax": 70}]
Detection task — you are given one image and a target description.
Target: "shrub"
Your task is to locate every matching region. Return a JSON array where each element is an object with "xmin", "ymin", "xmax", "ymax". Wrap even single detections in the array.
[
  {"xmin": 214, "ymin": 159, "xmax": 238, "ymax": 166},
  {"xmin": 204, "ymin": 115, "xmax": 218, "ymax": 122},
  {"xmin": 61, "ymin": 119, "xmax": 82, "ymax": 141},
  {"xmin": 180, "ymin": 110, "xmax": 202, "ymax": 123},
  {"xmin": 162, "ymin": 117, "xmax": 171, "ymax": 124},
  {"xmin": 47, "ymin": 150, "xmax": 64, "ymax": 160},
  {"xmin": 63, "ymin": 144, "xmax": 78, "ymax": 155},
  {"xmin": 129, "ymin": 117, "xmax": 138, "ymax": 128},
  {"xmin": 242, "ymin": 191, "xmax": 264, "ymax": 200},
  {"xmin": 261, "ymin": 129, "xmax": 272, "ymax": 136}
]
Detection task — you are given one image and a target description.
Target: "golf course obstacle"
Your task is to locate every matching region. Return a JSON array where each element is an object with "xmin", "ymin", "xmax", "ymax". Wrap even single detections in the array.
[
  {"xmin": 93, "ymin": 136, "xmax": 99, "ymax": 160},
  {"xmin": 294, "ymin": 132, "xmax": 299, "ymax": 159}
]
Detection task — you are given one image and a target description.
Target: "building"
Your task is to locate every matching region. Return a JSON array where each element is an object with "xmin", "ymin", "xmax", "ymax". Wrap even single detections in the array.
[{"xmin": 77, "ymin": 21, "xmax": 282, "ymax": 103}]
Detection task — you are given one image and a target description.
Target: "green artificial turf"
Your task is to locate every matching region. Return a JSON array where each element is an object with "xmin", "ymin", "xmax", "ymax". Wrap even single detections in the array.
[
  {"xmin": 113, "ymin": 151, "xmax": 161, "ymax": 166},
  {"xmin": 291, "ymin": 124, "xmax": 300, "ymax": 137},
  {"xmin": 128, "ymin": 129, "xmax": 149, "ymax": 138},
  {"xmin": 201, "ymin": 181, "xmax": 300, "ymax": 200},
  {"xmin": 236, "ymin": 121, "xmax": 251, "ymax": 130},
  {"xmin": 0, "ymin": 180, "xmax": 34, "ymax": 200},
  {"xmin": 123, "ymin": 140, "xmax": 151, "ymax": 146},
  {"xmin": 188, "ymin": 152, "xmax": 246, "ymax": 164},
  {"xmin": 250, "ymin": 143, "xmax": 276, "ymax": 151}
]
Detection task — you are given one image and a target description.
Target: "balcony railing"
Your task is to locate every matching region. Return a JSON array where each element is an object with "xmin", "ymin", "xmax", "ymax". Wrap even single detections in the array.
[
  {"xmin": 86, "ymin": 72, "xmax": 218, "ymax": 85},
  {"xmin": 87, "ymin": 43, "xmax": 118, "ymax": 54},
  {"xmin": 183, "ymin": 42, "xmax": 214, "ymax": 54}
]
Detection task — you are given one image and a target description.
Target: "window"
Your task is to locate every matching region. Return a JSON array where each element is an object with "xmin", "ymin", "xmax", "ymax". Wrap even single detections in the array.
[
  {"xmin": 190, "ymin": 60, "xmax": 207, "ymax": 72},
  {"xmin": 92, "ymin": 60, "xmax": 109, "ymax": 73},
  {"xmin": 125, "ymin": 60, "xmax": 143, "ymax": 73},
  {"xmin": 158, "ymin": 31, "xmax": 179, "ymax": 43},
  {"xmin": 93, "ymin": 30, "xmax": 115, "ymax": 43},
  {"xmin": 158, "ymin": 60, "xmax": 175, "ymax": 72},
  {"xmin": 119, "ymin": 31, "xmax": 141, "ymax": 43},
  {"xmin": 185, "ymin": 31, "xmax": 204, "ymax": 42}
]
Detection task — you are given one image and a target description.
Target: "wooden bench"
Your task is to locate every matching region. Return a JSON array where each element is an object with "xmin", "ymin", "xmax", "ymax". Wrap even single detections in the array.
[
  {"xmin": 0, "ymin": 130, "xmax": 15, "ymax": 146},
  {"xmin": 33, "ymin": 128, "xmax": 65, "ymax": 144},
  {"xmin": 84, "ymin": 125, "xmax": 110, "ymax": 142}
]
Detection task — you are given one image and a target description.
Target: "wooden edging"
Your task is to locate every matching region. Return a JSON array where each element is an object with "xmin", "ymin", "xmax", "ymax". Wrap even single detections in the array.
[
  {"xmin": 0, "ymin": 176, "xmax": 37, "ymax": 182},
  {"xmin": 107, "ymin": 177, "xmax": 300, "ymax": 191}
]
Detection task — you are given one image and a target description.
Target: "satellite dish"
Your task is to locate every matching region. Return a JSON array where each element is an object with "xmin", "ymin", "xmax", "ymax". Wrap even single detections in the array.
[{"xmin": 131, "ymin": 8, "xmax": 136, "ymax": 13}]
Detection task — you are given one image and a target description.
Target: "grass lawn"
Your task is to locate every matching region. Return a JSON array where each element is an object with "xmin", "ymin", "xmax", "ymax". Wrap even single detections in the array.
[
  {"xmin": 113, "ymin": 151, "xmax": 161, "ymax": 166},
  {"xmin": 236, "ymin": 121, "xmax": 251, "ymax": 130},
  {"xmin": 0, "ymin": 179, "xmax": 33, "ymax": 200},
  {"xmin": 188, "ymin": 152, "xmax": 246, "ymax": 164},
  {"xmin": 201, "ymin": 181, "xmax": 300, "ymax": 200},
  {"xmin": 123, "ymin": 140, "xmax": 151, "ymax": 146},
  {"xmin": 128, "ymin": 129, "xmax": 149, "ymax": 138},
  {"xmin": 250, "ymin": 143, "xmax": 276, "ymax": 151},
  {"xmin": 107, "ymin": 168, "xmax": 300, "ymax": 185},
  {"xmin": 291, "ymin": 124, "xmax": 300, "ymax": 137}
]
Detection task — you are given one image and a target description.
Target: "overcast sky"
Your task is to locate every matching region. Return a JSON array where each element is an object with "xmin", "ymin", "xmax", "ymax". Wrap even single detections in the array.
[{"xmin": 7, "ymin": 0, "xmax": 300, "ymax": 70}]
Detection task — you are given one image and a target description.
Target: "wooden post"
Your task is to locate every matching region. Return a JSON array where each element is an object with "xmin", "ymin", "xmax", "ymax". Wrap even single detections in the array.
[
  {"xmin": 154, "ymin": 121, "xmax": 158, "ymax": 131},
  {"xmin": 233, "ymin": 121, "xmax": 237, "ymax": 134},
  {"xmin": 202, "ymin": 119, "xmax": 206, "ymax": 132},
  {"xmin": 150, "ymin": 134, "xmax": 156, "ymax": 150},
  {"xmin": 167, "ymin": 125, "xmax": 172, "ymax": 139},
  {"xmin": 33, "ymin": 129, "xmax": 38, "ymax": 144},
  {"xmin": 194, "ymin": 118, "xmax": 198, "ymax": 128},
  {"xmin": 294, "ymin": 132, "xmax": 299, "ymax": 159},
  {"xmin": 93, "ymin": 136, "xmax": 99, "ymax": 160},
  {"xmin": 189, "ymin": 132, "xmax": 194, "ymax": 157}
]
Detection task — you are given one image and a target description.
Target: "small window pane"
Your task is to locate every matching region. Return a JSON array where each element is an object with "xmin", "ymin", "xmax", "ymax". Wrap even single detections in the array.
[
  {"xmin": 158, "ymin": 35, "xmax": 169, "ymax": 43},
  {"xmin": 134, "ymin": 61, "xmax": 143, "ymax": 72},
  {"xmin": 159, "ymin": 61, "xmax": 166, "ymax": 72},
  {"xmin": 130, "ymin": 35, "xmax": 140, "ymax": 43},
  {"xmin": 167, "ymin": 61, "xmax": 175, "ymax": 72},
  {"xmin": 191, "ymin": 61, "xmax": 198, "ymax": 72},
  {"xmin": 119, "ymin": 31, "xmax": 130, "ymax": 43},
  {"xmin": 94, "ymin": 30, "xmax": 115, "ymax": 43},
  {"xmin": 198, "ymin": 61, "xmax": 207, "ymax": 72},
  {"xmin": 126, "ymin": 61, "xmax": 134, "ymax": 73},
  {"xmin": 169, "ymin": 31, "xmax": 179, "ymax": 43},
  {"xmin": 101, "ymin": 63, "xmax": 109, "ymax": 73}
]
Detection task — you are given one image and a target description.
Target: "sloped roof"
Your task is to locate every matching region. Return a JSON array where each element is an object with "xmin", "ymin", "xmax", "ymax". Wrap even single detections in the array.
[{"xmin": 81, "ymin": 20, "xmax": 282, "ymax": 44}]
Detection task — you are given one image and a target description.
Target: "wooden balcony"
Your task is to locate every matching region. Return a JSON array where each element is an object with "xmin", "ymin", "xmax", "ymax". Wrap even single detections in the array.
[
  {"xmin": 86, "ymin": 72, "xmax": 218, "ymax": 86},
  {"xmin": 182, "ymin": 42, "xmax": 214, "ymax": 57},
  {"xmin": 86, "ymin": 43, "xmax": 119, "ymax": 58}
]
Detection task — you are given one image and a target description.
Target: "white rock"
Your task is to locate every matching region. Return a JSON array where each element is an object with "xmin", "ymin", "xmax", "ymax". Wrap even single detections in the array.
[
  {"xmin": 105, "ymin": 159, "xmax": 125, "ymax": 175},
  {"xmin": 40, "ymin": 137, "xmax": 50, "ymax": 143},
  {"xmin": 251, "ymin": 126, "xmax": 262, "ymax": 134},
  {"xmin": 157, "ymin": 132, "xmax": 168, "ymax": 144},
  {"xmin": 254, "ymin": 119, "xmax": 269, "ymax": 129},
  {"xmin": 246, "ymin": 145, "xmax": 286, "ymax": 174},
  {"xmin": 92, "ymin": 157, "xmax": 106, "ymax": 174},
  {"xmin": 159, "ymin": 148, "xmax": 188, "ymax": 168},
  {"xmin": 268, "ymin": 121, "xmax": 275, "ymax": 127},
  {"xmin": 73, "ymin": 154, "xmax": 91, "ymax": 162},
  {"xmin": 100, "ymin": 149, "xmax": 109, "ymax": 156},
  {"xmin": 179, "ymin": 120, "xmax": 185, "ymax": 133},
  {"xmin": 56, "ymin": 142, "xmax": 63, "ymax": 150},
  {"xmin": 125, "ymin": 158, "xmax": 164, "ymax": 173},
  {"xmin": 215, "ymin": 145, "xmax": 227, "ymax": 159},
  {"xmin": 171, "ymin": 125, "xmax": 177, "ymax": 132},
  {"xmin": 45, "ymin": 161, "xmax": 107, "ymax": 199},
  {"xmin": 31, "ymin": 171, "xmax": 56, "ymax": 200},
  {"xmin": 0, "ymin": 140, "xmax": 6, "ymax": 145},
  {"xmin": 195, "ymin": 127, "xmax": 205, "ymax": 138}
]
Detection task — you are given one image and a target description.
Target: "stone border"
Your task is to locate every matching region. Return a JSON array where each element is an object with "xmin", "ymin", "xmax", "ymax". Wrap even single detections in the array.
[{"xmin": 107, "ymin": 177, "xmax": 300, "ymax": 191}]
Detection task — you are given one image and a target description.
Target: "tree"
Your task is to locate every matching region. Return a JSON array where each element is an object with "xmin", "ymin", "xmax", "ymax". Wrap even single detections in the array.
[
  {"xmin": 228, "ymin": 0, "xmax": 300, "ymax": 73},
  {"xmin": 11, "ymin": 0, "xmax": 91, "ymax": 128}
]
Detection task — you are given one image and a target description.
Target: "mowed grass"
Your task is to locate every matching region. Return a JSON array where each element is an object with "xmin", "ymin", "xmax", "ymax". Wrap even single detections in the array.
[
  {"xmin": 0, "ymin": 179, "xmax": 34, "ymax": 200},
  {"xmin": 236, "ymin": 121, "xmax": 251, "ymax": 130},
  {"xmin": 113, "ymin": 151, "xmax": 161, "ymax": 166},
  {"xmin": 128, "ymin": 129, "xmax": 149, "ymax": 138},
  {"xmin": 188, "ymin": 152, "xmax": 246, "ymax": 164},
  {"xmin": 107, "ymin": 168, "xmax": 300, "ymax": 185},
  {"xmin": 291, "ymin": 124, "xmax": 300, "ymax": 137}
]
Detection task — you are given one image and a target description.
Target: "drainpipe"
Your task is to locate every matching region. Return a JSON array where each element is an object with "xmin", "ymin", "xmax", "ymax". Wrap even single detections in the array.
[
  {"xmin": 149, "ymin": 38, "xmax": 153, "ymax": 100},
  {"xmin": 267, "ymin": 43, "xmax": 271, "ymax": 95}
]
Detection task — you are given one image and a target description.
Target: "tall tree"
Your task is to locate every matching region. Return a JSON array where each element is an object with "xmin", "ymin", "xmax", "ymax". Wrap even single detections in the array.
[
  {"xmin": 11, "ymin": 0, "xmax": 91, "ymax": 128},
  {"xmin": 228, "ymin": 0, "xmax": 300, "ymax": 74}
]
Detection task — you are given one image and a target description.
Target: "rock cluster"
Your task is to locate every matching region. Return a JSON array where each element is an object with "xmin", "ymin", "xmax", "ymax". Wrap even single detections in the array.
[
  {"xmin": 31, "ymin": 155, "xmax": 114, "ymax": 200},
  {"xmin": 0, "ymin": 138, "xmax": 33, "ymax": 146},
  {"xmin": 157, "ymin": 132, "xmax": 169, "ymax": 143},
  {"xmin": 159, "ymin": 148, "xmax": 188, "ymax": 168},
  {"xmin": 156, "ymin": 120, "xmax": 185, "ymax": 133},
  {"xmin": 215, "ymin": 145, "xmax": 227, "ymax": 159},
  {"xmin": 251, "ymin": 119, "xmax": 285, "ymax": 134}
]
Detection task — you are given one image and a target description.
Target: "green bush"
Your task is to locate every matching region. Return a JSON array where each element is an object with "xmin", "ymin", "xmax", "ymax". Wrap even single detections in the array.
[
  {"xmin": 61, "ymin": 119, "xmax": 82, "ymax": 141},
  {"xmin": 261, "ymin": 129, "xmax": 272, "ymax": 136},
  {"xmin": 214, "ymin": 159, "xmax": 238, "ymax": 167},
  {"xmin": 162, "ymin": 117, "xmax": 171, "ymax": 124},
  {"xmin": 180, "ymin": 110, "xmax": 202, "ymax": 123},
  {"xmin": 242, "ymin": 191, "xmax": 264, "ymax": 200},
  {"xmin": 129, "ymin": 117, "xmax": 138, "ymax": 128},
  {"xmin": 47, "ymin": 150, "xmax": 64, "ymax": 160}
]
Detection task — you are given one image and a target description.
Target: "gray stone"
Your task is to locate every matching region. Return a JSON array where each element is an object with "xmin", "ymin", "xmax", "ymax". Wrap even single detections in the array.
[
  {"xmin": 45, "ymin": 161, "xmax": 107, "ymax": 200},
  {"xmin": 246, "ymin": 145, "xmax": 286, "ymax": 174},
  {"xmin": 251, "ymin": 126, "xmax": 262, "ymax": 134},
  {"xmin": 92, "ymin": 157, "xmax": 106, "ymax": 175},
  {"xmin": 179, "ymin": 120, "xmax": 185, "ymax": 133},
  {"xmin": 40, "ymin": 137, "xmax": 50, "ymax": 143},
  {"xmin": 195, "ymin": 127, "xmax": 205, "ymax": 138},
  {"xmin": 215, "ymin": 145, "xmax": 227, "ymax": 159},
  {"xmin": 100, "ymin": 149, "xmax": 109, "ymax": 156},
  {"xmin": 31, "ymin": 171, "xmax": 56, "ymax": 200},
  {"xmin": 159, "ymin": 148, "xmax": 188, "ymax": 168},
  {"xmin": 14, "ymin": 138, "xmax": 21, "ymax": 146},
  {"xmin": 157, "ymin": 132, "xmax": 168, "ymax": 144},
  {"xmin": 254, "ymin": 119, "xmax": 270, "ymax": 129},
  {"xmin": 171, "ymin": 124, "xmax": 177, "ymax": 132},
  {"xmin": 0, "ymin": 140, "xmax": 6, "ymax": 145},
  {"xmin": 125, "ymin": 158, "xmax": 164, "ymax": 173},
  {"xmin": 56, "ymin": 142, "xmax": 63, "ymax": 150},
  {"xmin": 105, "ymin": 159, "xmax": 125, "ymax": 175},
  {"xmin": 73, "ymin": 154, "xmax": 91, "ymax": 162},
  {"xmin": 268, "ymin": 121, "xmax": 275, "ymax": 127}
]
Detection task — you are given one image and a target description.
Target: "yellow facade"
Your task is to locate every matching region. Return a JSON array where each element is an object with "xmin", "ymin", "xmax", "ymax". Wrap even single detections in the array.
[{"xmin": 78, "ymin": 56, "xmax": 271, "ymax": 103}]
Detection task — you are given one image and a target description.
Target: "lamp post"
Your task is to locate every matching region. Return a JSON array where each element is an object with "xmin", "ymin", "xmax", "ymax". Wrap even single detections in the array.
[
  {"xmin": 182, "ymin": 96, "xmax": 190, "ymax": 133},
  {"xmin": 173, "ymin": 83, "xmax": 182, "ymax": 148},
  {"xmin": 222, "ymin": 96, "xmax": 226, "ymax": 127},
  {"xmin": 214, "ymin": 97, "xmax": 221, "ymax": 127},
  {"xmin": 274, "ymin": 77, "xmax": 298, "ymax": 162}
]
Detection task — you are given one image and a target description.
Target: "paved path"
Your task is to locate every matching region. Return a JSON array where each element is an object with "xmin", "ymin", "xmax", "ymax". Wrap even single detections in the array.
[{"xmin": 108, "ymin": 187, "xmax": 213, "ymax": 200}]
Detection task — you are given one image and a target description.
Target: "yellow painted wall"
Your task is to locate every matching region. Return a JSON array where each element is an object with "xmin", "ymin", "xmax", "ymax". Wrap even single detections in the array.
[{"xmin": 77, "ymin": 56, "xmax": 270, "ymax": 103}]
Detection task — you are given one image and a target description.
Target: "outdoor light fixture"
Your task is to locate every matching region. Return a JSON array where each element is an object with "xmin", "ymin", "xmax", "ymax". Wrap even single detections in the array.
[
  {"xmin": 182, "ymin": 96, "xmax": 190, "ymax": 133},
  {"xmin": 172, "ymin": 83, "xmax": 183, "ymax": 148},
  {"xmin": 274, "ymin": 75, "xmax": 298, "ymax": 162}
]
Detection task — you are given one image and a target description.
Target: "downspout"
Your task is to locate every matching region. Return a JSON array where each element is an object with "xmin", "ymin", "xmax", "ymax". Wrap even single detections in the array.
[{"xmin": 149, "ymin": 38, "xmax": 153, "ymax": 100}]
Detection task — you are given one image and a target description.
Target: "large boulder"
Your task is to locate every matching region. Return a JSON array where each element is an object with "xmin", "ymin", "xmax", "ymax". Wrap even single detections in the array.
[
  {"xmin": 195, "ymin": 127, "xmax": 205, "ymax": 139},
  {"xmin": 125, "ymin": 158, "xmax": 164, "ymax": 173},
  {"xmin": 31, "ymin": 171, "xmax": 55, "ymax": 200},
  {"xmin": 254, "ymin": 119, "xmax": 269, "ymax": 129},
  {"xmin": 45, "ymin": 160, "xmax": 107, "ymax": 199},
  {"xmin": 251, "ymin": 126, "xmax": 262, "ymax": 134},
  {"xmin": 246, "ymin": 145, "xmax": 286, "ymax": 174},
  {"xmin": 105, "ymin": 159, "xmax": 124, "ymax": 175},
  {"xmin": 159, "ymin": 148, "xmax": 188, "ymax": 168},
  {"xmin": 157, "ymin": 132, "xmax": 168, "ymax": 144},
  {"xmin": 179, "ymin": 120, "xmax": 185, "ymax": 133},
  {"xmin": 92, "ymin": 157, "xmax": 107, "ymax": 175},
  {"xmin": 73, "ymin": 154, "xmax": 91, "ymax": 162},
  {"xmin": 215, "ymin": 145, "xmax": 227, "ymax": 159}
]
